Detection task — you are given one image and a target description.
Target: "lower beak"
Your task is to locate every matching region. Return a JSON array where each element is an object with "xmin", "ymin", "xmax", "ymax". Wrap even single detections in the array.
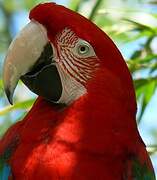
[{"xmin": 3, "ymin": 20, "xmax": 62, "ymax": 104}]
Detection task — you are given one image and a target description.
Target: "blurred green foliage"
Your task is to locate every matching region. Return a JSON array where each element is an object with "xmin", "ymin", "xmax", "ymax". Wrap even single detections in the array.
[{"xmin": 0, "ymin": 0, "xmax": 157, "ymax": 159}]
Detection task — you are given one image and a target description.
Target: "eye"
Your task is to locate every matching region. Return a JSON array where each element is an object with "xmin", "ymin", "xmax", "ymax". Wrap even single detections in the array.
[
  {"xmin": 78, "ymin": 44, "xmax": 90, "ymax": 55},
  {"xmin": 74, "ymin": 39, "xmax": 96, "ymax": 58}
]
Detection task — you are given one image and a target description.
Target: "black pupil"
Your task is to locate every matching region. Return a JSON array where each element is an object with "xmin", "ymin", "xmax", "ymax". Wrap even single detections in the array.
[{"xmin": 80, "ymin": 46, "xmax": 86, "ymax": 52}]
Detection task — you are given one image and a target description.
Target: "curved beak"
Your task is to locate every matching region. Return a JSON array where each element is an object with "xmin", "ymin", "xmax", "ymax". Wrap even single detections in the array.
[{"xmin": 3, "ymin": 20, "xmax": 62, "ymax": 104}]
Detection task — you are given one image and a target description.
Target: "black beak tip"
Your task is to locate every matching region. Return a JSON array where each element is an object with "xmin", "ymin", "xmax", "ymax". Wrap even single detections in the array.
[{"xmin": 5, "ymin": 88, "xmax": 13, "ymax": 105}]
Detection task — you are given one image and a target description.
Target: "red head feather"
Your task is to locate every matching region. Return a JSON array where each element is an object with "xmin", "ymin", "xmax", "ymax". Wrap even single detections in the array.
[{"xmin": 30, "ymin": 2, "xmax": 136, "ymax": 115}]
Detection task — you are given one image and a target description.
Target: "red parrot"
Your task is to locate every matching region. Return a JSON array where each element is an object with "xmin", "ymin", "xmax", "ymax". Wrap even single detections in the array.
[{"xmin": 0, "ymin": 2, "xmax": 155, "ymax": 180}]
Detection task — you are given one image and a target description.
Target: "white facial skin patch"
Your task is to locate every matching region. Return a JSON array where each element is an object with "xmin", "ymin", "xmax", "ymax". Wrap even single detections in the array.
[{"xmin": 53, "ymin": 28, "xmax": 99, "ymax": 104}]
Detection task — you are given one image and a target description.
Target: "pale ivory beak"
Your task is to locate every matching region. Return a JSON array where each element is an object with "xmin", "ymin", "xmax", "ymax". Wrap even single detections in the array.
[{"xmin": 3, "ymin": 20, "xmax": 48, "ymax": 104}]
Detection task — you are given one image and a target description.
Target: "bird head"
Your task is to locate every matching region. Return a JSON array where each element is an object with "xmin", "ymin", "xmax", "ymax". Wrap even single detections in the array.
[{"xmin": 3, "ymin": 2, "xmax": 136, "ymax": 114}]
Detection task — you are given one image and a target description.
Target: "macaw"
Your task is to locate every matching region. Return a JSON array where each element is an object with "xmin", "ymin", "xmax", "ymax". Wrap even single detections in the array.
[{"xmin": 0, "ymin": 2, "xmax": 155, "ymax": 180}]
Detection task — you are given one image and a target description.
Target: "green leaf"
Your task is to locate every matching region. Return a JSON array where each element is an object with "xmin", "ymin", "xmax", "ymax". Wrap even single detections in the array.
[
  {"xmin": 89, "ymin": 0, "xmax": 103, "ymax": 20},
  {"xmin": 134, "ymin": 77, "xmax": 157, "ymax": 90},
  {"xmin": 135, "ymin": 78, "xmax": 157, "ymax": 123},
  {"xmin": 123, "ymin": 18, "xmax": 156, "ymax": 34},
  {"xmin": 2, "ymin": 0, "xmax": 16, "ymax": 12},
  {"xmin": 148, "ymin": 1, "xmax": 157, "ymax": 4},
  {"xmin": 131, "ymin": 50, "xmax": 142, "ymax": 59},
  {"xmin": 0, "ymin": 99, "xmax": 35, "ymax": 116},
  {"xmin": 68, "ymin": 0, "xmax": 83, "ymax": 12},
  {"xmin": 0, "ymin": 79, "xmax": 3, "ymax": 88},
  {"xmin": 150, "ymin": 62, "xmax": 157, "ymax": 73}
]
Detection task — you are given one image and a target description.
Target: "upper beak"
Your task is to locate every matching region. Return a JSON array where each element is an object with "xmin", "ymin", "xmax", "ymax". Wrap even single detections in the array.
[{"xmin": 3, "ymin": 20, "xmax": 62, "ymax": 104}]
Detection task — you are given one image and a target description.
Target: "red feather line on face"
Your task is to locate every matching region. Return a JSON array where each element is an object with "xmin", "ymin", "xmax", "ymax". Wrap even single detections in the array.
[{"xmin": 55, "ymin": 28, "xmax": 99, "ymax": 86}]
